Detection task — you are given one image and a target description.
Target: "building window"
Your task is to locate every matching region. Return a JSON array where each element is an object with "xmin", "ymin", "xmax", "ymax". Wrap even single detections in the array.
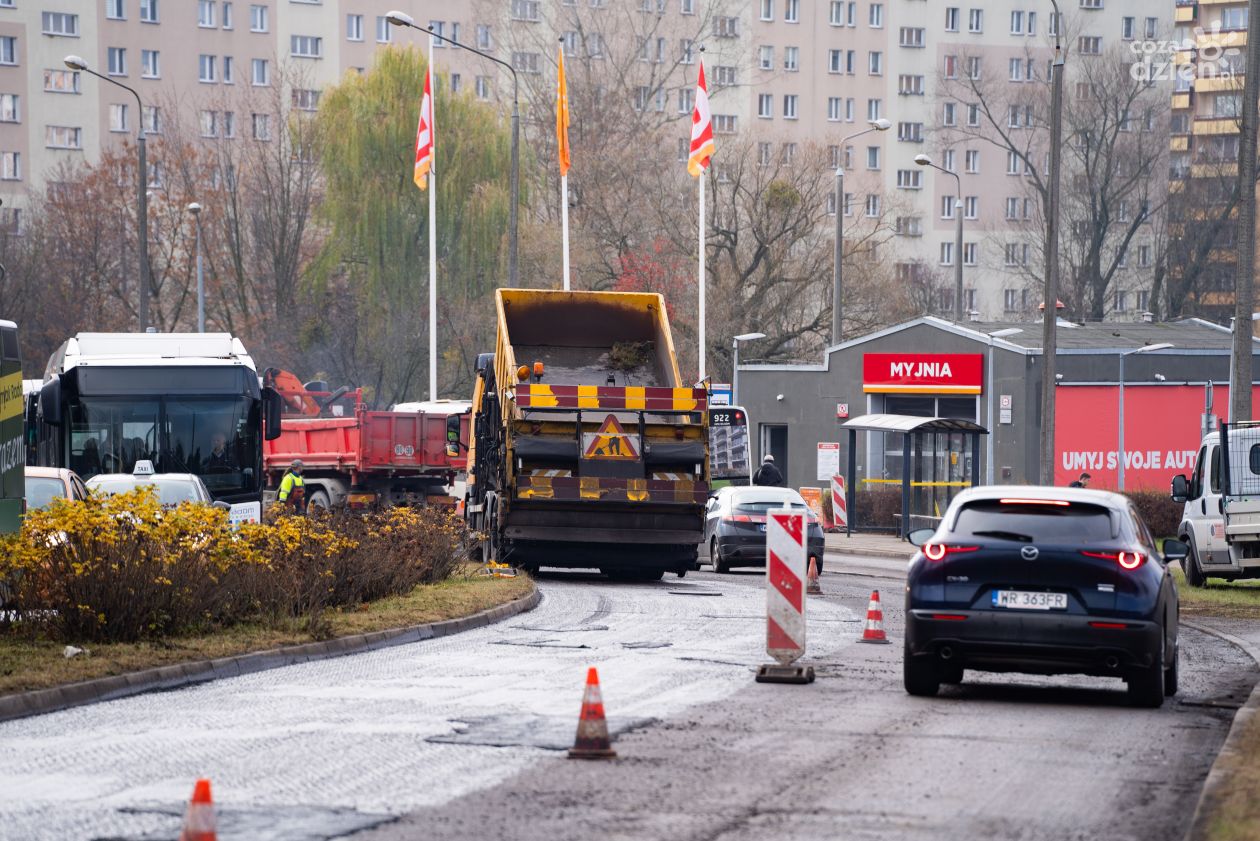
[
  {"xmin": 680, "ymin": 39, "xmax": 695, "ymax": 64},
  {"xmin": 107, "ymin": 0, "xmax": 125, "ymax": 20},
  {"xmin": 1010, "ymin": 10, "xmax": 1023, "ymax": 34},
  {"xmin": 682, "ymin": 0, "xmax": 696, "ymax": 13},
  {"xmin": 1144, "ymin": 16, "xmax": 1157, "ymax": 39},
  {"xmin": 897, "ymin": 121, "xmax": 923, "ymax": 142},
  {"xmin": 199, "ymin": 54, "xmax": 216, "ymax": 83},
  {"xmin": 966, "ymin": 103, "xmax": 980, "ymax": 126},
  {"xmin": 785, "ymin": 0, "xmax": 798, "ymax": 23},
  {"xmin": 941, "ymin": 195, "xmax": 956, "ymax": 219},
  {"xmin": 869, "ymin": 3, "xmax": 883, "ymax": 27},
  {"xmin": 712, "ymin": 16, "xmax": 739, "ymax": 37},
  {"xmin": 865, "ymin": 195, "xmax": 881, "ymax": 217},
  {"xmin": 511, "ymin": 0, "xmax": 541, "ymax": 22},
  {"xmin": 1080, "ymin": 0, "xmax": 1102, "ymax": 8},
  {"xmin": 41, "ymin": 12, "xmax": 79, "ymax": 37},
  {"xmin": 867, "ymin": 98, "xmax": 882, "ymax": 120},
  {"xmin": 945, "ymin": 6, "xmax": 959, "ymax": 31},
  {"xmin": 867, "ymin": 146, "xmax": 880, "ymax": 169},
  {"xmin": 760, "ymin": 0, "xmax": 773, "ymax": 21},
  {"xmin": 757, "ymin": 93, "xmax": 772, "ymax": 119},
  {"xmin": 963, "ymin": 243, "xmax": 977, "ymax": 266},
  {"xmin": 965, "ymin": 149, "xmax": 979, "ymax": 172},
  {"xmin": 250, "ymin": 4, "xmax": 267, "ymax": 32},
  {"xmin": 347, "ymin": 14, "xmax": 363, "ymax": 41},
  {"xmin": 1078, "ymin": 36, "xmax": 1102, "ymax": 54},
  {"xmin": 942, "ymin": 102, "xmax": 956, "ymax": 126},
  {"xmin": 512, "ymin": 52, "xmax": 541, "ymax": 73},
  {"xmin": 291, "ymin": 35, "xmax": 322, "ymax": 58},
  {"xmin": 108, "ymin": 47, "xmax": 126, "ymax": 76},
  {"xmin": 1121, "ymin": 16, "xmax": 1134, "ymax": 39},
  {"xmin": 475, "ymin": 76, "xmax": 492, "ymax": 100},
  {"xmin": 966, "ymin": 56, "xmax": 981, "ymax": 80},
  {"xmin": 0, "ymin": 94, "xmax": 17, "ymax": 123},
  {"xmin": 968, "ymin": 8, "xmax": 983, "ymax": 32},
  {"xmin": 713, "ymin": 114, "xmax": 737, "ymax": 134},
  {"xmin": 759, "ymin": 46, "xmax": 773, "ymax": 70},
  {"xmin": 43, "ymin": 69, "xmax": 79, "ymax": 93},
  {"xmin": 868, "ymin": 51, "xmax": 882, "ymax": 75},
  {"xmin": 252, "ymin": 112, "xmax": 270, "ymax": 140},
  {"xmin": 846, "ymin": 98, "xmax": 854, "ymax": 121},
  {"xmin": 828, "ymin": 97, "xmax": 842, "ymax": 122},
  {"xmin": 198, "ymin": 0, "xmax": 215, "ymax": 28},
  {"xmin": 141, "ymin": 49, "xmax": 159, "ymax": 78},
  {"xmin": 678, "ymin": 87, "xmax": 694, "ymax": 114},
  {"xmin": 45, "ymin": 125, "xmax": 82, "ymax": 149},
  {"xmin": 940, "ymin": 242, "xmax": 955, "ymax": 266},
  {"xmin": 292, "ymin": 88, "xmax": 320, "ymax": 111},
  {"xmin": 140, "ymin": 0, "xmax": 159, "ymax": 23},
  {"xmin": 784, "ymin": 46, "xmax": 799, "ymax": 71},
  {"xmin": 828, "ymin": 49, "xmax": 843, "ymax": 74},
  {"xmin": 829, "ymin": 1, "xmax": 844, "ymax": 25},
  {"xmin": 200, "ymin": 110, "xmax": 218, "ymax": 137},
  {"xmin": 251, "ymin": 58, "xmax": 268, "ymax": 85},
  {"xmin": 222, "ymin": 55, "xmax": 234, "ymax": 83},
  {"xmin": 898, "ymin": 74, "xmax": 924, "ymax": 95},
  {"xmin": 108, "ymin": 102, "xmax": 128, "ymax": 132},
  {"xmin": 142, "ymin": 105, "xmax": 160, "ymax": 134},
  {"xmin": 896, "ymin": 169, "xmax": 922, "ymax": 189},
  {"xmin": 899, "ymin": 27, "xmax": 923, "ymax": 47},
  {"xmin": 964, "ymin": 196, "xmax": 978, "ymax": 219},
  {"xmin": 476, "ymin": 25, "xmax": 493, "ymax": 49},
  {"xmin": 222, "ymin": 2, "xmax": 233, "ymax": 29},
  {"xmin": 0, "ymin": 152, "xmax": 19, "ymax": 180}
]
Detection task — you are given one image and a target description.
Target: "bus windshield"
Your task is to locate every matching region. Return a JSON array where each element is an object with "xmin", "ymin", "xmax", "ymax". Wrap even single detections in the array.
[
  {"xmin": 709, "ymin": 405, "xmax": 751, "ymax": 488},
  {"xmin": 67, "ymin": 394, "xmax": 261, "ymax": 497}
]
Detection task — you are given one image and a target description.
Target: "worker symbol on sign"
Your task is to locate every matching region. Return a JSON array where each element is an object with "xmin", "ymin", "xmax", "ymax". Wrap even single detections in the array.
[{"xmin": 584, "ymin": 414, "xmax": 640, "ymax": 460}]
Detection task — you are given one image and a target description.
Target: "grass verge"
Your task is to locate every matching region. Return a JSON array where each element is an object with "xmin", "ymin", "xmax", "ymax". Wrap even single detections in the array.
[
  {"xmin": 1171, "ymin": 566, "xmax": 1260, "ymax": 622},
  {"xmin": 0, "ymin": 571, "xmax": 533, "ymax": 697},
  {"xmin": 1203, "ymin": 707, "xmax": 1260, "ymax": 841}
]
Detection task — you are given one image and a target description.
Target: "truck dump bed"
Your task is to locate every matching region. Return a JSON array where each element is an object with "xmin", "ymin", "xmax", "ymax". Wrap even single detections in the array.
[{"xmin": 265, "ymin": 409, "xmax": 468, "ymax": 474}]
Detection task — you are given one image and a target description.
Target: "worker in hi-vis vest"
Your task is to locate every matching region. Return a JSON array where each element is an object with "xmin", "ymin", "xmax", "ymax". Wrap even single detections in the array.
[{"xmin": 278, "ymin": 459, "xmax": 307, "ymax": 513}]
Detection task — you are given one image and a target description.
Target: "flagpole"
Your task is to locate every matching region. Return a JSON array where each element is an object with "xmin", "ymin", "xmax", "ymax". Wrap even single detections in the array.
[
  {"xmin": 428, "ymin": 37, "xmax": 438, "ymax": 401},
  {"xmin": 698, "ymin": 174, "xmax": 706, "ymax": 382},
  {"xmin": 561, "ymin": 173, "xmax": 570, "ymax": 291}
]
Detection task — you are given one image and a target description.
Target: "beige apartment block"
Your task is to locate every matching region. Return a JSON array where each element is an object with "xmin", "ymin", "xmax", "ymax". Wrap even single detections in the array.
[{"xmin": 0, "ymin": 0, "xmax": 1170, "ymax": 321}]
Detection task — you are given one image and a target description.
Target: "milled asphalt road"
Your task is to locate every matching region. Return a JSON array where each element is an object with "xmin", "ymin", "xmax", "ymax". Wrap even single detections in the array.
[
  {"xmin": 355, "ymin": 554, "xmax": 1258, "ymax": 841},
  {"xmin": 0, "ymin": 551, "xmax": 1254, "ymax": 841}
]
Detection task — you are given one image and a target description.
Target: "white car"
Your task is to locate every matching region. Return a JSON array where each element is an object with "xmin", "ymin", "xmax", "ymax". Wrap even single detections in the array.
[{"xmin": 86, "ymin": 460, "xmax": 217, "ymax": 508}]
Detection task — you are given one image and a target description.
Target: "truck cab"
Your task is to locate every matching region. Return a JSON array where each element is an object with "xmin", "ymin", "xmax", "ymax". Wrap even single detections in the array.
[{"xmin": 1172, "ymin": 422, "xmax": 1260, "ymax": 585}]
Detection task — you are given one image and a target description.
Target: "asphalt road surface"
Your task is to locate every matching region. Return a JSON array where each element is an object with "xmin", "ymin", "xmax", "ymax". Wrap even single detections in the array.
[{"xmin": 0, "ymin": 552, "xmax": 1254, "ymax": 841}]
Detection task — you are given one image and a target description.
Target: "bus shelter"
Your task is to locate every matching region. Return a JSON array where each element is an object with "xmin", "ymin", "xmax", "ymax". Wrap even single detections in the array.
[{"xmin": 840, "ymin": 414, "xmax": 988, "ymax": 539}]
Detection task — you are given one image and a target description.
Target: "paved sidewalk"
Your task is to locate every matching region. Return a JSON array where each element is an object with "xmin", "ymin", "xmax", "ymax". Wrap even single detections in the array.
[{"xmin": 824, "ymin": 530, "xmax": 913, "ymax": 559}]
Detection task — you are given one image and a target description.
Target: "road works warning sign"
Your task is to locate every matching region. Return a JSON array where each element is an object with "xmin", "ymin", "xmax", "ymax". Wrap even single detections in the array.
[{"xmin": 583, "ymin": 414, "xmax": 641, "ymax": 460}]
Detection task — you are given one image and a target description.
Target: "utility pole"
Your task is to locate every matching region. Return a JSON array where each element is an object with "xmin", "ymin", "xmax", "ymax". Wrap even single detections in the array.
[
  {"xmin": 1040, "ymin": 0, "xmax": 1065, "ymax": 484},
  {"xmin": 1231, "ymin": 0, "xmax": 1260, "ymax": 423}
]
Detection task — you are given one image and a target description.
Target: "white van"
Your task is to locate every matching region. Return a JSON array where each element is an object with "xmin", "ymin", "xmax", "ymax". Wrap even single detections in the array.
[{"xmin": 1171, "ymin": 422, "xmax": 1260, "ymax": 586}]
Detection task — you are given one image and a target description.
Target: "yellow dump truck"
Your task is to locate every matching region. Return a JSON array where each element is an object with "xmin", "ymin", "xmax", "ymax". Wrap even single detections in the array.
[{"xmin": 465, "ymin": 289, "xmax": 709, "ymax": 580}]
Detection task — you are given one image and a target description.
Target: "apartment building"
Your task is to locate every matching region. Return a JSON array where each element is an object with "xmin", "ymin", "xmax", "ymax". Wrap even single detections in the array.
[
  {"xmin": 1169, "ymin": 0, "xmax": 1247, "ymax": 321},
  {"xmin": 0, "ymin": 1, "xmax": 1168, "ymax": 321}
]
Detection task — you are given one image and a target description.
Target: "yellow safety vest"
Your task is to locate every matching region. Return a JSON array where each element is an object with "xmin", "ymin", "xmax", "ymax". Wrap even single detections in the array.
[{"xmin": 278, "ymin": 471, "xmax": 305, "ymax": 501}]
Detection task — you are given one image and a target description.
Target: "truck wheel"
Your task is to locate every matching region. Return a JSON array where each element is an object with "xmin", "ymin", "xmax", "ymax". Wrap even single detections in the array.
[
  {"xmin": 1183, "ymin": 539, "xmax": 1207, "ymax": 588},
  {"xmin": 307, "ymin": 490, "xmax": 331, "ymax": 514}
]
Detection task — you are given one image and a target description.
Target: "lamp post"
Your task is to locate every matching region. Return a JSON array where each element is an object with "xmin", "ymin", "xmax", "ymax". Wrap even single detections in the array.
[
  {"xmin": 832, "ymin": 118, "xmax": 891, "ymax": 345},
  {"xmin": 1118, "ymin": 342, "xmax": 1173, "ymax": 491},
  {"xmin": 915, "ymin": 153, "xmax": 964, "ymax": 323},
  {"xmin": 731, "ymin": 331, "xmax": 766, "ymax": 406},
  {"xmin": 985, "ymin": 328, "xmax": 1023, "ymax": 484},
  {"xmin": 1041, "ymin": 0, "xmax": 1066, "ymax": 485},
  {"xmin": 66, "ymin": 54, "xmax": 151, "ymax": 332},
  {"xmin": 187, "ymin": 202, "xmax": 204, "ymax": 332},
  {"xmin": 386, "ymin": 12, "xmax": 519, "ymax": 288}
]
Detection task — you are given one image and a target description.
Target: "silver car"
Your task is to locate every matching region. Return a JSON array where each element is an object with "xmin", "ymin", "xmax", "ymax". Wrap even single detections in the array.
[{"xmin": 86, "ymin": 460, "xmax": 215, "ymax": 507}]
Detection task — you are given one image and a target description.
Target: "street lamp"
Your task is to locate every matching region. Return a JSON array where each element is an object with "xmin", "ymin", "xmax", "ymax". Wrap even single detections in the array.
[
  {"xmin": 66, "ymin": 54, "xmax": 151, "ymax": 332},
  {"xmin": 1041, "ymin": 0, "xmax": 1066, "ymax": 485},
  {"xmin": 187, "ymin": 202, "xmax": 204, "ymax": 332},
  {"xmin": 732, "ymin": 332, "xmax": 766, "ymax": 406},
  {"xmin": 985, "ymin": 328, "xmax": 1023, "ymax": 484},
  {"xmin": 1118, "ymin": 342, "xmax": 1174, "ymax": 491},
  {"xmin": 385, "ymin": 11, "xmax": 520, "ymax": 288},
  {"xmin": 832, "ymin": 118, "xmax": 891, "ymax": 345},
  {"xmin": 915, "ymin": 153, "xmax": 964, "ymax": 323}
]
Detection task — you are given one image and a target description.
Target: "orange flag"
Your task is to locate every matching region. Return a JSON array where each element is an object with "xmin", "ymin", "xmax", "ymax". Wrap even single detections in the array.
[
  {"xmin": 413, "ymin": 64, "xmax": 433, "ymax": 190},
  {"xmin": 557, "ymin": 46, "xmax": 571, "ymax": 177}
]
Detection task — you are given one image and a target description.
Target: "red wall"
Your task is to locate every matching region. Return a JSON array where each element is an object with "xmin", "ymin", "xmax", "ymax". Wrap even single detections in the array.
[{"xmin": 1054, "ymin": 385, "xmax": 1260, "ymax": 490}]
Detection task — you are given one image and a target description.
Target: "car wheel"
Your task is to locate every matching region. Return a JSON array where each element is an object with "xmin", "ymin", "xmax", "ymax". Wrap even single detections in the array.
[
  {"xmin": 711, "ymin": 538, "xmax": 727, "ymax": 574},
  {"xmin": 1183, "ymin": 538, "xmax": 1207, "ymax": 588},
  {"xmin": 903, "ymin": 642, "xmax": 941, "ymax": 697},
  {"xmin": 1127, "ymin": 633, "xmax": 1166, "ymax": 709},
  {"xmin": 1164, "ymin": 640, "xmax": 1179, "ymax": 697}
]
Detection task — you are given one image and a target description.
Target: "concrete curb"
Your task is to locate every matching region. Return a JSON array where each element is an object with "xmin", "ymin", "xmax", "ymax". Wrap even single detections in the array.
[
  {"xmin": 824, "ymin": 543, "xmax": 912, "ymax": 560},
  {"xmin": 1181, "ymin": 618, "xmax": 1260, "ymax": 841},
  {"xmin": 0, "ymin": 584, "xmax": 541, "ymax": 725}
]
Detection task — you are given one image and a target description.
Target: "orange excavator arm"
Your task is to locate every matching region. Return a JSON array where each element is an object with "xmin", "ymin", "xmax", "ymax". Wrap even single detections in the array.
[{"xmin": 262, "ymin": 368, "xmax": 321, "ymax": 417}]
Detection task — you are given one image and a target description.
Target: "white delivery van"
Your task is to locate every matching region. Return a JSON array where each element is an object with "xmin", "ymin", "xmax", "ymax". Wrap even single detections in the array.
[{"xmin": 1171, "ymin": 421, "xmax": 1260, "ymax": 586}]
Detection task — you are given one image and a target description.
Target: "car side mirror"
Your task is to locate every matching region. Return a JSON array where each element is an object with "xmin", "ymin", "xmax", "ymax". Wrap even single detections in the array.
[
  {"xmin": 907, "ymin": 528, "xmax": 935, "ymax": 547},
  {"xmin": 39, "ymin": 376, "xmax": 63, "ymax": 426},
  {"xmin": 263, "ymin": 386, "xmax": 283, "ymax": 441},
  {"xmin": 1162, "ymin": 538, "xmax": 1189, "ymax": 562},
  {"xmin": 1170, "ymin": 474, "xmax": 1189, "ymax": 504},
  {"xmin": 212, "ymin": 500, "xmax": 232, "ymax": 512}
]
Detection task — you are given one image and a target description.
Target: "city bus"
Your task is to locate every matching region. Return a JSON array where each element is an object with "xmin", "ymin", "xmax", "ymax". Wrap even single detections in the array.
[
  {"xmin": 709, "ymin": 405, "xmax": 752, "ymax": 490},
  {"xmin": 29, "ymin": 332, "xmax": 281, "ymax": 524},
  {"xmin": 0, "ymin": 319, "xmax": 22, "ymax": 533}
]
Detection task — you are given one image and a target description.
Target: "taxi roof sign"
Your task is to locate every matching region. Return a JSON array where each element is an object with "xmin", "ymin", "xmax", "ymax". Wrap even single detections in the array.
[{"xmin": 133, "ymin": 459, "xmax": 155, "ymax": 477}]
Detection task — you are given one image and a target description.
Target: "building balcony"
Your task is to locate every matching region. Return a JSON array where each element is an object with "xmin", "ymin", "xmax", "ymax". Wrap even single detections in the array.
[{"xmin": 1192, "ymin": 117, "xmax": 1241, "ymax": 135}]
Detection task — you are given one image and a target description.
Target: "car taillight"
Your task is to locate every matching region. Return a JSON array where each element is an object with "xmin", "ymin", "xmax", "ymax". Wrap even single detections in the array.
[
  {"xmin": 724, "ymin": 514, "xmax": 766, "ymax": 524},
  {"xmin": 1081, "ymin": 549, "xmax": 1146, "ymax": 570},
  {"xmin": 923, "ymin": 542, "xmax": 980, "ymax": 561}
]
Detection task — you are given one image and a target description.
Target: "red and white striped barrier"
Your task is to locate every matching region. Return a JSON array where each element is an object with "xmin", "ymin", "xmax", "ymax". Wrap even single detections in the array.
[
  {"xmin": 831, "ymin": 474, "xmax": 847, "ymax": 531},
  {"xmin": 765, "ymin": 509, "xmax": 807, "ymax": 666}
]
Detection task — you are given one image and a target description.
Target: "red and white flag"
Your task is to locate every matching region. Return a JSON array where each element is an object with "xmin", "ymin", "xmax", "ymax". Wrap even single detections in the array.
[
  {"xmin": 687, "ymin": 61, "xmax": 716, "ymax": 178},
  {"xmin": 413, "ymin": 64, "xmax": 434, "ymax": 190}
]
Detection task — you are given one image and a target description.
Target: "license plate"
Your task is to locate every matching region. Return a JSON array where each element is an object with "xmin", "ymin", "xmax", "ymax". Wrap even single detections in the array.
[
  {"xmin": 758, "ymin": 524, "xmax": 767, "ymax": 533},
  {"xmin": 991, "ymin": 590, "xmax": 1068, "ymax": 610}
]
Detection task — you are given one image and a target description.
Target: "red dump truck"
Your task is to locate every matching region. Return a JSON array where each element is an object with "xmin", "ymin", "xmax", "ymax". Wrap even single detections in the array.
[
  {"xmin": 465, "ymin": 289, "xmax": 709, "ymax": 579},
  {"xmin": 262, "ymin": 369, "xmax": 470, "ymax": 511}
]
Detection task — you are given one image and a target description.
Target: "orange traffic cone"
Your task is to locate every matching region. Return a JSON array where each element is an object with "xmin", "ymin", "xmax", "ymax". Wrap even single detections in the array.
[
  {"xmin": 178, "ymin": 778, "xmax": 217, "ymax": 841},
  {"xmin": 807, "ymin": 556, "xmax": 822, "ymax": 595},
  {"xmin": 568, "ymin": 667, "xmax": 617, "ymax": 760},
  {"xmin": 857, "ymin": 590, "xmax": 891, "ymax": 644}
]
